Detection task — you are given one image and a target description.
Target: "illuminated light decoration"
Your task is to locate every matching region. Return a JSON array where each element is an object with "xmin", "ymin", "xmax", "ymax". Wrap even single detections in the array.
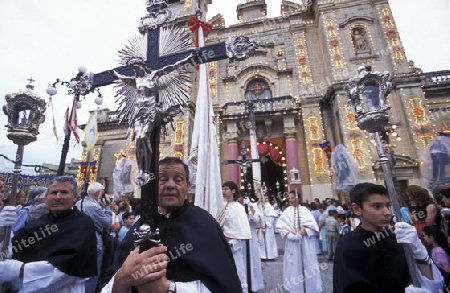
[
  {"xmin": 343, "ymin": 106, "xmax": 368, "ymax": 170},
  {"xmin": 77, "ymin": 151, "xmax": 88, "ymax": 187},
  {"xmin": 307, "ymin": 116, "xmax": 321, "ymax": 141},
  {"xmin": 306, "ymin": 115, "xmax": 327, "ymax": 176},
  {"xmin": 89, "ymin": 156, "xmax": 99, "ymax": 183},
  {"xmin": 184, "ymin": 0, "xmax": 192, "ymax": 8},
  {"xmin": 173, "ymin": 120, "xmax": 185, "ymax": 159},
  {"xmin": 323, "ymin": 17, "xmax": 346, "ymax": 77},
  {"xmin": 208, "ymin": 62, "xmax": 218, "ymax": 100},
  {"xmin": 379, "ymin": 7, "xmax": 405, "ymax": 63},
  {"xmin": 408, "ymin": 97, "xmax": 434, "ymax": 147},
  {"xmin": 114, "ymin": 149, "xmax": 127, "ymax": 163},
  {"xmin": 294, "ymin": 33, "xmax": 313, "ymax": 87}
]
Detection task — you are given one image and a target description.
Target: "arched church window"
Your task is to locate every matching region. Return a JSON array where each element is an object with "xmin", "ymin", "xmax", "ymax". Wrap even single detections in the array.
[
  {"xmin": 245, "ymin": 79, "xmax": 272, "ymax": 100},
  {"xmin": 352, "ymin": 27, "xmax": 370, "ymax": 54}
]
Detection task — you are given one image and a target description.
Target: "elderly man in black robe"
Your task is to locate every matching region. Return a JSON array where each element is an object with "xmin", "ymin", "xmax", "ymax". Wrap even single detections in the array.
[{"xmin": 102, "ymin": 157, "xmax": 241, "ymax": 293}]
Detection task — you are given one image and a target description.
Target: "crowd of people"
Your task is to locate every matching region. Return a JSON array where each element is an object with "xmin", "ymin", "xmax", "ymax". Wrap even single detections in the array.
[{"xmin": 0, "ymin": 160, "xmax": 449, "ymax": 292}]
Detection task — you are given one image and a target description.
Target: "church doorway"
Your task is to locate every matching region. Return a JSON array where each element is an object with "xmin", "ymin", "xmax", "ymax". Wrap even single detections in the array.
[{"xmin": 254, "ymin": 141, "xmax": 286, "ymax": 205}]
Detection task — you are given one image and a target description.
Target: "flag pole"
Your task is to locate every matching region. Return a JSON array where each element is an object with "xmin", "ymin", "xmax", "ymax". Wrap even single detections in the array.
[{"xmin": 57, "ymin": 95, "xmax": 77, "ymax": 176}]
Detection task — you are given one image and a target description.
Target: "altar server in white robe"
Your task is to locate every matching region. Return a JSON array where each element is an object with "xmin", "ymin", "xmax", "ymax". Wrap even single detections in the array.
[
  {"xmin": 260, "ymin": 195, "xmax": 278, "ymax": 260},
  {"xmin": 247, "ymin": 200, "xmax": 264, "ymax": 292},
  {"xmin": 276, "ymin": 191, "xmax": 323, "ymax": 293},
  {"xmin": 221, "ymin": 181, "xmax": 252, "ymax": 293}
]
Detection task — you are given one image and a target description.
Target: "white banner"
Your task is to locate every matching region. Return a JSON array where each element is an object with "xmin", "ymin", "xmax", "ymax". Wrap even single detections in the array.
[
  {"xmin": 84, "ymin": 111, "xmax": 98, "ymax": 150},
  {"xmin": 187, "ymin": 24, "xmax": 224, "ymax": 218}
]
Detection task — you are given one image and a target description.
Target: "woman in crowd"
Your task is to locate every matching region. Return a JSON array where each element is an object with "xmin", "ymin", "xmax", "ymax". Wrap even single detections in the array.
[
  {"xmin": 406, "ymin": 185, "xmax": 438, "ymax": 239},
  {"xmin": 423, "ymin": 225, "xmax": 450, "ymax": 289}
]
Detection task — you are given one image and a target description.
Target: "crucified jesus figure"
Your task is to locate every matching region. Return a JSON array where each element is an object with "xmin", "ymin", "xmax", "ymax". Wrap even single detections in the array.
[{"xmin": 112, "ymin": 52, "xmax": 195, "ymax": 185}]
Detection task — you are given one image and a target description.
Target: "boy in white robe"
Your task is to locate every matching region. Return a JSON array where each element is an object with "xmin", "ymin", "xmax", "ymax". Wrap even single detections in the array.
[{"xmin": 221, "ymin": 181, "xmax": 252, "ymax": 293}]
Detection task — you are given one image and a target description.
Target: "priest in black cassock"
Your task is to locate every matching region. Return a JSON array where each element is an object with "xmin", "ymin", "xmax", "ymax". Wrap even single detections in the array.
[{"xmin": 102, "ymin": 157, "xmax": 242, "ymax": 293}]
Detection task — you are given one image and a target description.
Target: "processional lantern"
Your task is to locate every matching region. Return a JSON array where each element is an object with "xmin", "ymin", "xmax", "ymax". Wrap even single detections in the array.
[
  {"xmin": 345, "ymin": 66, "xmax": 392, "ymax": 133},
  {"xmin": 345, "ymin": 66, "xmax": 421, "ymax": 287},
  {"xmin": 3, "ymin": 81, "xmax": 46, "ymax": 146},
  {"xmin": 1, "ymin": 79, "xmax": 46, "ymax": 257}
]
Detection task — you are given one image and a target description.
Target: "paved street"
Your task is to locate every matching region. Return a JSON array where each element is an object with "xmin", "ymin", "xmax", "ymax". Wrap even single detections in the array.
[{"xmin": 257, "ymin": 234, "xmax": 333, "ymax": 293}]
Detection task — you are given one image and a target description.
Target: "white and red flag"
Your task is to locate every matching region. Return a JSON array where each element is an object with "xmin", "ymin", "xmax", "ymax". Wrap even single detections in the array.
[{"xmin": 64, "ymin": 96, "xmax": 80, "ymax": 143}]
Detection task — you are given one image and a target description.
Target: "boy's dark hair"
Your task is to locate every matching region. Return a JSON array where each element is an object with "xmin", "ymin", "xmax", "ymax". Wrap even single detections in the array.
[
  {"xmin": 122, "ymin": 211, "xmax": 135, "ymax": 221},
  {"xmin": 349, "ymin": 183, "xmax": 388, "ymax": 208},
  {"xmin": 222, "ymin": 181, "xmax": 238, "ymax": 191},
  {"xmin": 337, "ymin": 214, "xmax": 347, "ymax": 220},
  {"xmin": 328, "ymin": 210, "xmax": 338, "ymax": 216},
  {"xmin": 159, "ymin": 157, "xmax": 189, "ymax": 181}
]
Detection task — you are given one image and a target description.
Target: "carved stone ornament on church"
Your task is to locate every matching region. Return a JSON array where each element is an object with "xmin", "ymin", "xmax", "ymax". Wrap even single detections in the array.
[
  {"xmin": 3, "ymin": 83, "xmax": 47, "ymax": 146},
  {"xmin": 138, "ymin": 0, "xmax": 171, "ymax": 33},
  {"xmin": 345, "ymin": 66, "xmax": 392, "ymax": 133},
  {"xmin": 226, "ymin": 36, "xmax": 259, "ymax": 61}
]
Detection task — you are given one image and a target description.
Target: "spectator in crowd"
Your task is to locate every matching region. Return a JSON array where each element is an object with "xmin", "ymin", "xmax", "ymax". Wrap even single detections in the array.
[
  {"xmin": 319, "ymin": 203, "xmax": 329, "ymax": 255},
  {"xmin": 76, "ymin": 181, "xmax": 113, "ymax": 293},
  {"xmin": 423, "ymin": 225, "xmax": 450, "ymax": 289},
  {"xmin": 333, "ymin": 182, "xmax": 443, "ymax": 292},
  {"xmin": 337, "ymin": 213, "xmax": 350, "ymax": 239},
  {"xmin": 325, "ymin": 209, "xmax": 339, "ymax": 261},
  {"xmin": 13, "ymin": 186, "xmax": 48, "ymax": 232},
  {"xmin": 309, "ymin": 202, "xmax": 322, "ymax": 254},
  {"xmin": 439, "ymin": 186, "xmax": 450, "ymax": 244},
  {"xmin": 117, "ymin": 212, "xmax": 135, "ymax": 243},
  {"xmin": 117, "ymin": 201, "xmax": 131, "ymax": 226},
  {"xmin": 406, "ymin": 185, "xmax": 438, "ymax": 239},
  {"xmin": 0, "ymin": 175, "xmax": 97, "ymax": 292}
]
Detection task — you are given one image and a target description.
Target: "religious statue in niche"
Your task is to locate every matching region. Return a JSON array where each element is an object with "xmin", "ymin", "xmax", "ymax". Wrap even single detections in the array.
[{"xmin": 352, "ymin": 27, "xmax": 370, "ymax": 54}]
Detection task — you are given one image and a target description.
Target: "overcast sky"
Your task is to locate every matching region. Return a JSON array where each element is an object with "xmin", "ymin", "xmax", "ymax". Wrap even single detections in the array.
[{"xmin": 0, "ymin": 0, "xmax": 448, "ymax": 173}]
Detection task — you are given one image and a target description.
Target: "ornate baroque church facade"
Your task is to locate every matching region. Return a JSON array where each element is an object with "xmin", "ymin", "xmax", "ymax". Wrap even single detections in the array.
[{"xmin": 79, "ymin": 0, "xmax": 450, "ymax": 202}]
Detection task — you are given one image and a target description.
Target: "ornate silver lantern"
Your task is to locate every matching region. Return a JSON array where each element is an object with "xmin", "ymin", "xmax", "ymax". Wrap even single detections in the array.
[
  {"xmin": 1, "ymin": 79, "xmax": 46, "ymax": 256},
  {"xmin": 345, "ymin": 66, "xmax": 392, "ymax": 133},
  {"xmin": 345, "ymin": 67, "xmax": 420, "ymax": 287},
  {"xmin": 3, "ymin": 81, "xmax": 46, "ymax": 145}
]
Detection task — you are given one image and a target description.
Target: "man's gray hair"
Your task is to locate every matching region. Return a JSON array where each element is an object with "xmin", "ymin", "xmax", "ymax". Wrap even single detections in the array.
[
  {"xmin": 87, "ymin": 182, "xmax": 104, "ymax": 195},
  {"xmin": 48, "ymin": 176, "xmax": 78, "ymax": 195}
]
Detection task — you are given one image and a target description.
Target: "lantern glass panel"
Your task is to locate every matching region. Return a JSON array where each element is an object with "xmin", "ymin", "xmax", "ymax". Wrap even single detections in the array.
[
  {"xmin": 13, "ymin": 103, "xmax": 32, "ymax": 128},
  {"xmin": 362, "ymin": 84, "xmax": 380, "ymax": 112}
]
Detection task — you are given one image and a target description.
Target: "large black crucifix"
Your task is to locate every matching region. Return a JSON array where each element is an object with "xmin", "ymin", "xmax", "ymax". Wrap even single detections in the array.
[{"xmin": 66, "ymin": 0, "xmax": 259, "ymax": 249}]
